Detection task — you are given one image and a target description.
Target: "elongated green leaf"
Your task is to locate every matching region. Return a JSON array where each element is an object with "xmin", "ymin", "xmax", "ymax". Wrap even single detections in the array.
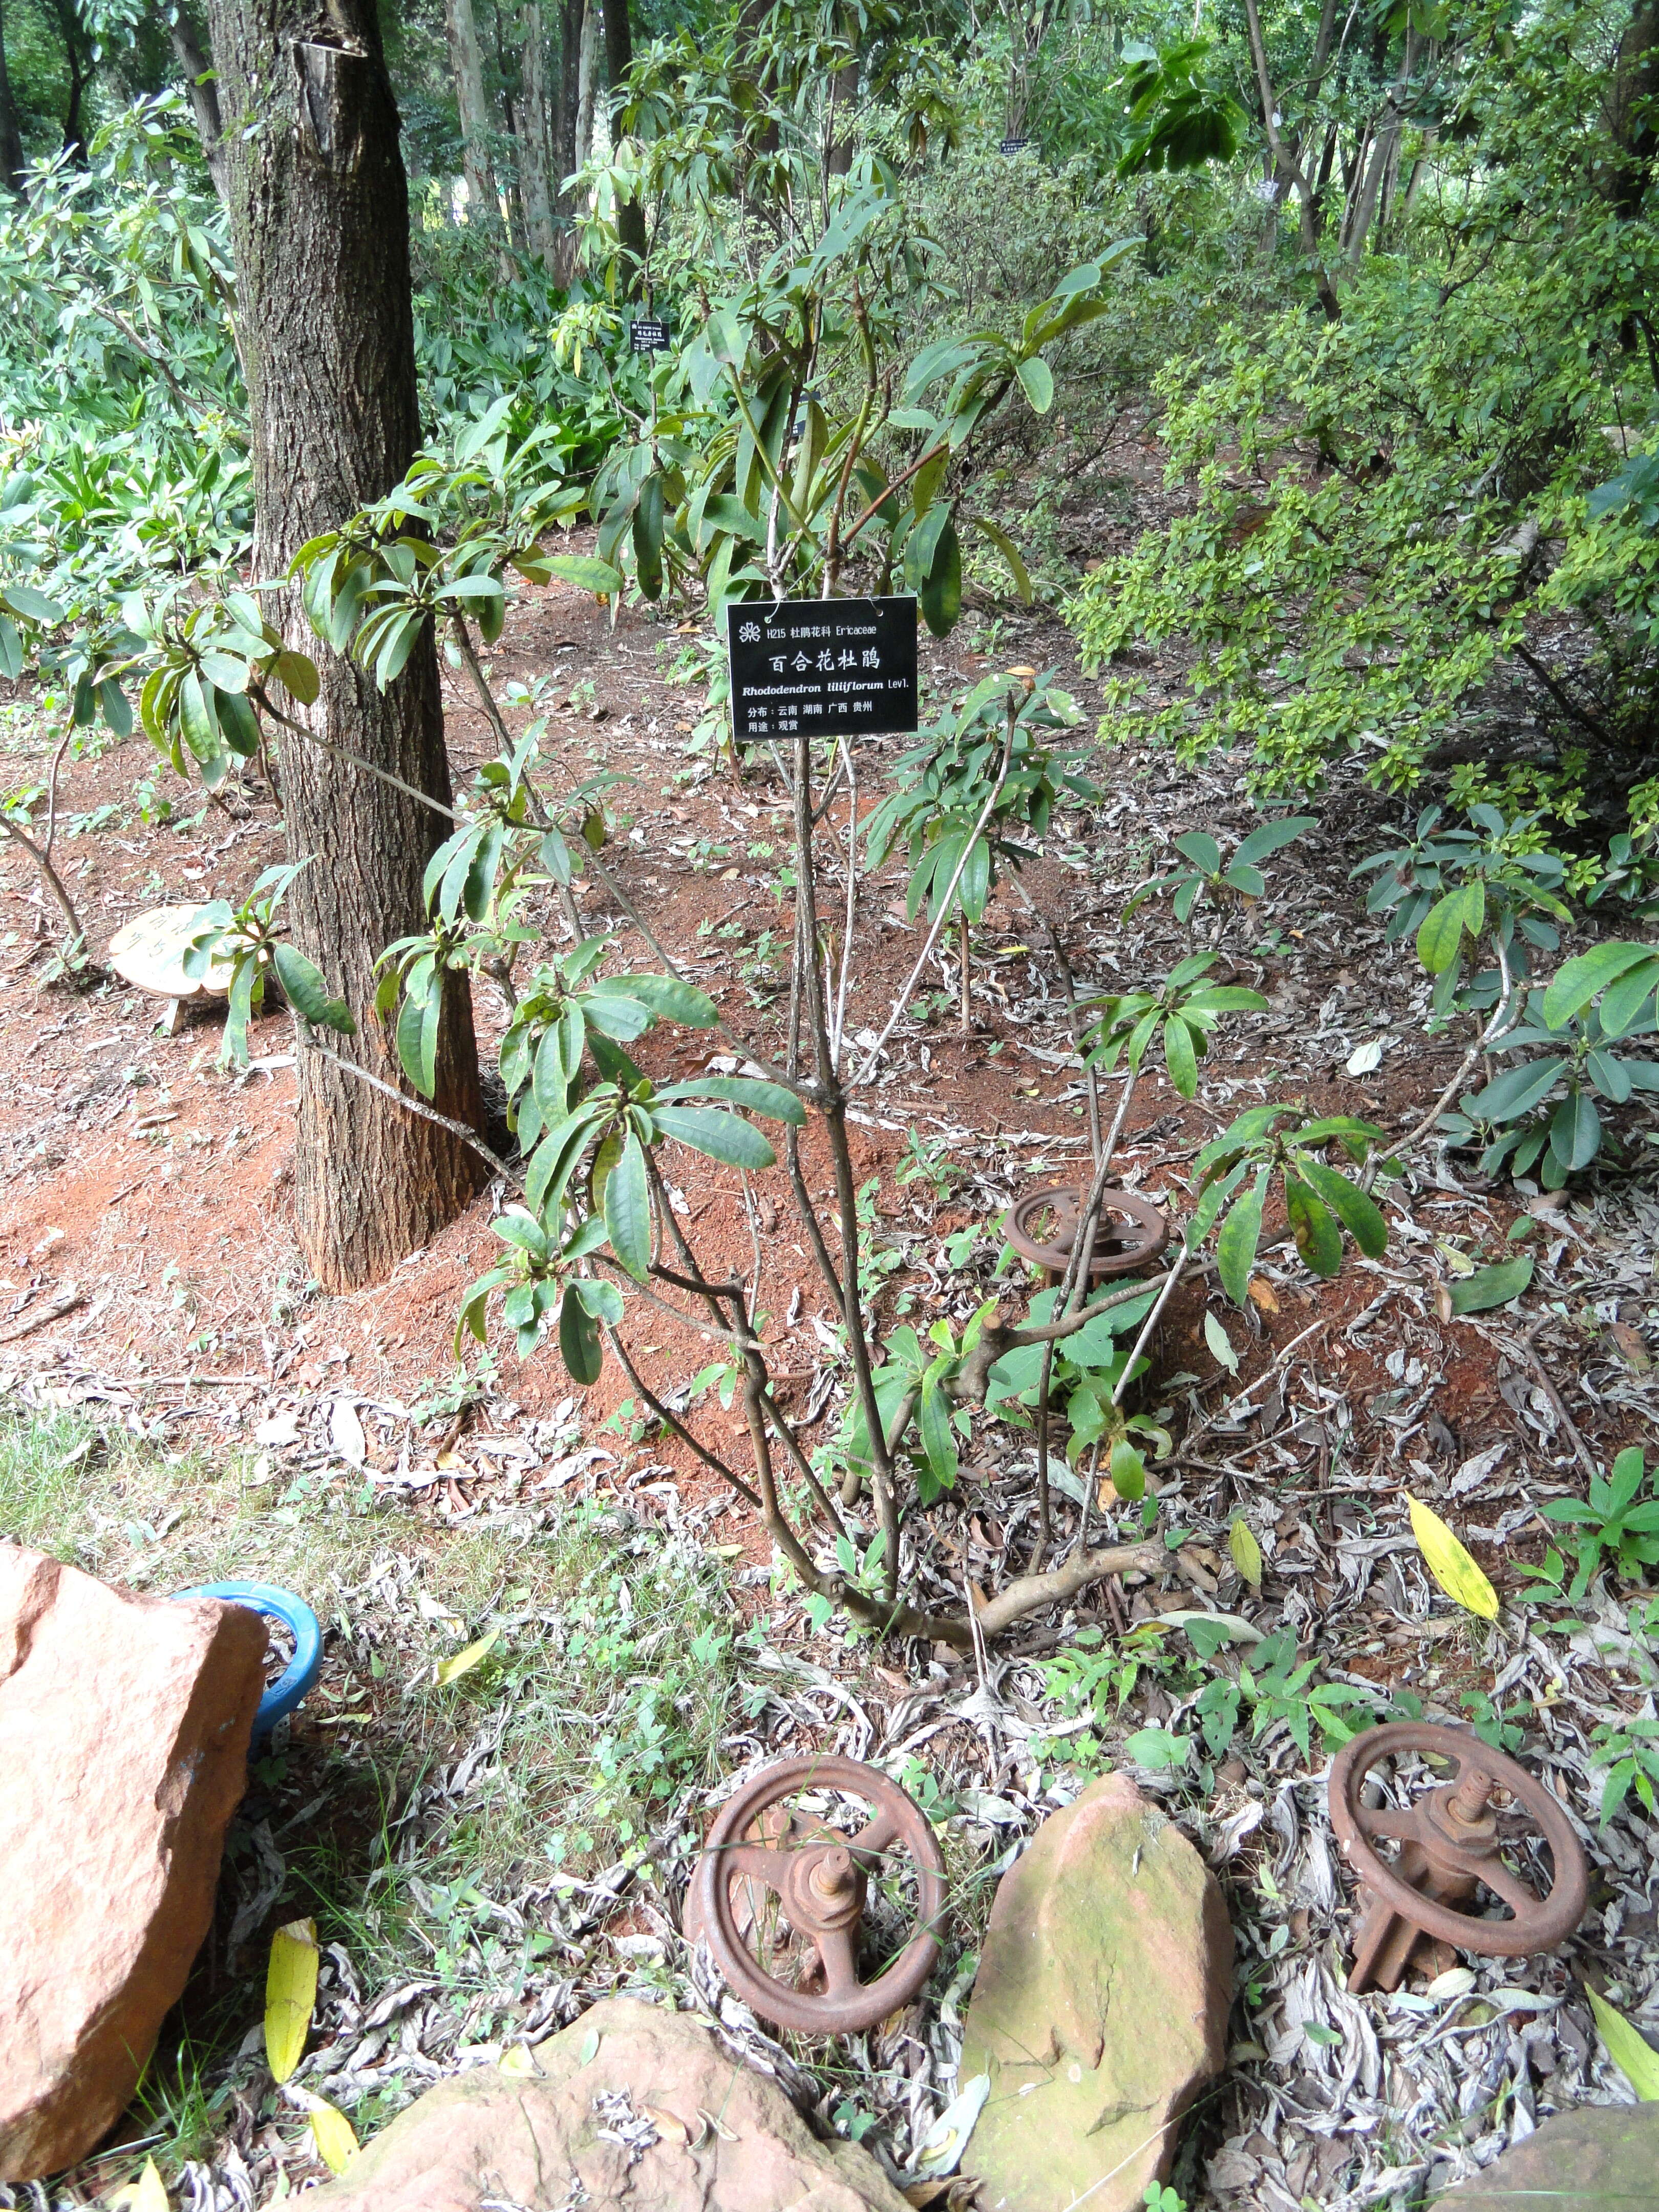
[
  {"xmin": 650, "ymin": 1104, "xmax": 775, "ymax": 1169},
  {"xmin": 1541, "ymin": 941, "xmax": 1656, "ymax": 1030},
  {"xmin": 1586, "ymin": 1988, "xmax": 1659, "ymax": 2101},
  {"xmin": 1549, "ymin": 1088, "xmax": 1601, "ymax": 1172},
  {"xmin": 178, "ymin": 669, "xmax": 222, "ymax": 766},
  {"xmin": 1232, "ymin": 815, "xmax": 1316, "ymax": 866},
  {"xmin": 1448, "ymin": 1256, "xmax": 1534, "ymax": 1313},
  {"xmin": 971, "ymin": 516, "xmax": 1033, "ymax": 603},
  {"xmin": 1470, "ymin": 1056, "xmax": 1568, "ymax": 1123},
  {"xmin": 919, "ymin": 515, "xmax": 962, "ymax": 638},
  {"xmin": 1163, "ymin": 1012, "xmax": 1198, "ymax": 1097},
  {"xmin": 1416, "ymin": 881, "xmax": 1481, "ymax": 974},
  {"xmin": 604, "ymin": 1131, "xmax": 652, "ymax": 1279},
  {"xmin": 609, "ymin": 973, "xmax": 718, "ymax": 1026},
  {"xmin": 272, "ymin": 943, "xmax": 354, "ymax": 1034},
  {"xmin": 545, "ymin": 555, "xmax": 625, "ymax": 596},
  {"xmin": 1284, "ymin": 1171, "xmax": 1342, "ymax": 1276},
  {"xmin": 658, "ymin": 1076, "xmax": 805, "ymax": 1125},
  {"xmin": 1015, "ymin": 356, "xmax": 1054, "ymax": 414},
  {"xmin": 1599, "ymin": 958, "xmax": 1659, "ymax": 1040},
  {"xmin": 558, "ymin": 1284, "xmax": 603, "ymax": 1383},
  {"xmin": 918, "ymin": 1378, "xmax": 959, "ymax": 1491},
  {"xmin": 1215, "ymin": 1166, "xmax": 1268, "ymax": 1305},
  {"xmin": 1299, "ymin": 1160, "xmax": 1387, "ymax": 1258}
]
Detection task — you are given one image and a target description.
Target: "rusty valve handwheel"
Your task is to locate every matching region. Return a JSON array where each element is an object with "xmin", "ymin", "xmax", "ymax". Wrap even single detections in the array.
[
  {"xmin": 684, "ymin": 1755, "xmax": 946, "ymax": 2036},
  {"xmin": 1002, "ymin": 1183, "xmax": 1169, "ymax": 1283},
  {"xmin": 1329, "ymin": 1722, "xmax": 1589, "ymax": 1994}
]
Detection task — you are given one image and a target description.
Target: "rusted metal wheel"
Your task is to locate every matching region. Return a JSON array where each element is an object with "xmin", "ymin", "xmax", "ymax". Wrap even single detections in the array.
[
  {"xmin": 1329, "ymin": 1721, "xmax": 1589, "ymax": 1993},
  {"xmin": 1002, "ymin": 1182, "xmax": 1169, "ymax": 1283},
  {"xmin": 684, "ymin": 1755, "xmax": 946, "ymax": 2036}
]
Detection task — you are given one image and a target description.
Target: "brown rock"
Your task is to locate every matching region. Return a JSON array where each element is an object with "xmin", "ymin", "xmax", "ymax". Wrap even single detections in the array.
[
  {"xmin": 0, "ymin": 1547, "xmax": 267, "ymax": 2181},
  {"xmin": 1436, "ymin": 2103, "xmax": 1659, "ymax": 2207},
  {"xmin": 307, "ymin": 1995, "xmax": 910, "ymax": 2211},
  {"xmin": 959, "ymin": 1774, "xmax": 1232, "ymax": 2212}
]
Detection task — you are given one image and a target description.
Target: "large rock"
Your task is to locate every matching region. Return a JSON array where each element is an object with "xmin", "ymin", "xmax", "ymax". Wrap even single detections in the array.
[
  {"xmin": 959, "ymin": 1774, "xmax": 1232, "ymax": 2212},
  {"xmin": 0, "ymin": 1547, "xmax": 267, "ymax": 2181},
  {"xmin": 1436, "ymin": 2102, "xmax": 1659, "ymax": 2207},
  {"xmin": 308, "ymin": 1995, "xmax": 910, "ymax": 2211}
]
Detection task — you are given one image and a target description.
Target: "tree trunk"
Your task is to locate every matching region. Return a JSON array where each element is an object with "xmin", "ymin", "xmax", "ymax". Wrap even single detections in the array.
[
  {"xmin": 0, "ymin": 0, "xmax": 26, "ymax": 195},
  {"xmin": 170, "ymin": 9, "xmax": 227, "ymax": 202},
  {"xmin": 446, "ymin": 0, "xmax": 495, "ymax": 223},
  {"xmin": 825, "ymin": 5, "xmax": 858, "ymax": 177},
  {"xmin": 551, "ymin": 0, "xmax": 582, "ymax": 278},
  {"xmin": 516, "ymin": 0, "xmax": 556, "ymax": 258},
  {"xmin": 48, "ymin": 0, "xmax": 87, "ymax": 163},
  {"xmin": 602, "ymin": 0, "xmax": 647, "ymax": 286},
  {"xmin": 204, "ymin": 0, "xmax": 486, "ymax": 1291},
  {"xmin": 573, "ymin": 0, "xmax": 600, "ymax": 175},
  {"xmin": 1606, "ymin": 0, "xmax": 1659, "ymax": 216}
]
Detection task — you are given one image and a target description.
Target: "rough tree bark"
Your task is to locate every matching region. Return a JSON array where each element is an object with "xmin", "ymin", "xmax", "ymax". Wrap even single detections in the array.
[
  {"xmin": 550, "ymin": 0, "xmax": 583, "ymax": 277},
  {"xmin": 203, "ymin": 0, "xmax": 486, "ymax": 1289},
  {"xmin": 516, "ymin": 0, "xmax": 556, "ymax": 258},
  {"xmin": 170, "ymin": 7, "xmax": 227, "ymax": 202},
  {"xmin": 602, "ymin": 0, "xmax": 647, "ymax": 285},
  {"xmin": 446, "ymin": 0, "xmax": 495, "ymax": 222},
  {"xmin": 0, "ymin": 0, "xmax": 26, "ymax": 195},
  {"xmin": 47, "ymin": 0, "xmax": 87, "ymax": 163}
]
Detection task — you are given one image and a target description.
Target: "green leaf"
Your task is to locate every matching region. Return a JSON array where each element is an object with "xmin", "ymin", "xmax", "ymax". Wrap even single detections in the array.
[
  {"xmin": 178, "ymin": 670, "xmax": 222, "ymax": 767},
  {"xmin": 1298, "ymin": 1160, "xmax": 1388, "ymax": 1258},
  {"xmin": 1215, "ymin": 1166, "xmax": 1268, "ymax": 1305},
  {"xmin": 1541, "ymin": 942, "xmax": 1657, "ymax": 1031},
  {"xmin": 558, "ymin": 1284, "xmax": 603, "ymax": 1383},
  {"xmin": 650, "ymin": 1104, "xmax": 775, "ymax": 1169},
  {"xmin": 1586, "ymin": 1988, "xmax": 1659, "ymax": 2101},
  {"xmin": 918, "ymin": 1378, "xmax": 959, "ymax": 1492},
  {"xmin": 971, "ymin": 516, "xmax": 1033, "ymax": 603},
  {"xmin": 1407, "ymin": 1492, "xmax": 1501, "ymax": 1620},
  {"xmin": 918, "ymin": 516, "xmax": 962, "ymax": 639},
  {"xmin": 275, "ymin": 649, "xmax": 320, "ymax": 705},
  {"xmin": 1163, "ymin": 1012, "xmax": 1198, "ymax": 1097},
  {"xmin": 272, "ymin": 943, "xmax": 354, "ymax": 1034},
  {"xmin": 604, "ymin": 1131, "xmax": 652, "ymax": 1280},
  {"xmin": 1448, "ymin": 1256, "xmax": 1534, "ymax": 1314},
  {"xmin": 1416, "ymin": 881, "xmax": 1483, "ymax": 975},
  {"xmin": 1284, "ymin": 1172, "xmax": 1342, "ymax": 1277},
  {"xmin": 1470, "ymin": 1057, "xmax": 1568, "ymax": 1123},
  {"xmin": 609, "ymin": 973, "xmax": 718, "ymax": 1026},
  {"xmin": 544, "ymin": 555, "xmax": 625, "ymax": 597},
  {"xmin": 657, "ymin": 1076, "xmax": 806, "ymax": 1125},
  {"xmin": 1015, "ymin": 356, "xmax": 1054, "ymax": 414},
  {"xmin": 1549, "ymin": 1088, "xmax": 1601, "ymax": 1172},
  {"xmin": 1233, "ymin": 816, "xmax": 1315, "ymax": 866}
]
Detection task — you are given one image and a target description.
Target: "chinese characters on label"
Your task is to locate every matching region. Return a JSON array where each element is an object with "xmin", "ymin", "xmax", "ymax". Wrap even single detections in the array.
[
  {"xmin": 725, "ymin": 597, "xmax": 919, "ymax": 742},
  {"xmin": 628, "ymin": 318, "xmax": 671, "ymax": 353}
]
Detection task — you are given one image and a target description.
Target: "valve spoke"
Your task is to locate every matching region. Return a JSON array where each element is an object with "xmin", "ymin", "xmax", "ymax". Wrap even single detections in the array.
[
  {"xmin": 1355, "ymin": 1804, "xmax": 1420, "ymax": 1845},
  {"xmin": 849, "ymin": 1806, "xmax": 899, "ymax": 1865},
  {"xmin": 815, "ymin": 1923, "xmax": 861, "ymax": 1998},
  {"xmin": 1478, "ymin": 1858, "xmax": 1542, "ymax": 1917},
  {"xmin": 712, "ymin": 1842, "xmax": 789, "ymax": 1894}
]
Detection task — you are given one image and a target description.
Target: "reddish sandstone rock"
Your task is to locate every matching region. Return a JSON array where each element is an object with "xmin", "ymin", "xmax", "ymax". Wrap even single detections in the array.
[
  {"xmin": 1437, "ymin": 2103, "xmax": 1659, "ymax": 2207},
  {"xmin": 960, "ymin": 1774, "xmax": 1233, "ymax": 2212},
  {"xmin": 0, "ymin": 1547, "xmax": 267, "ymax": 2181},
  {"xmin": 308, "ymin": 1996, "xmax": 910, "ymax": 2211}
]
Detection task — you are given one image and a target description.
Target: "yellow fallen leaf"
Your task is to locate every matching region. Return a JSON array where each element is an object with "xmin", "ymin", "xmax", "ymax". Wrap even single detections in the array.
[
  {"xmin": 1587, "ymin": 1986, "xmax": 1659, "ymax": 2101},
  {"xmin": 436, "ymin": 1627, "xmax": 500, "ymax": 1685},
  {"xmin": 1406, "ymin": 1493, "xmax": 1499, "ymax": 1621},
  {"xmin": 108, "ymin": 2155, "xmax": 170, "ymax": 2211},
  {"xmin": 499, "ymin": 2043, "xmax": 539, "ymax": 2077},
  {"xmin": 1229, "ymin": 1517, "xmax": 1263, "ymax": 1590},
  {"xmin": 1247, "ymin": 1277, "xmax": 1280, "ymax": 1313},
  {"xmin": 265, "ymin": 1918, "xmax": 319, "ymax": 2085},
  {"xmin": 308, "ymin": 2097, "xmax": 359, "ymax": 2174}
]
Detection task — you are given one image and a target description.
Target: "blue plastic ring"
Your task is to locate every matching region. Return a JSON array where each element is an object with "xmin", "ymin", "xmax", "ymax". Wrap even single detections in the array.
[{"xmin": 173, "ymin": 1581, "xmax": 323, "ymax": 1739}]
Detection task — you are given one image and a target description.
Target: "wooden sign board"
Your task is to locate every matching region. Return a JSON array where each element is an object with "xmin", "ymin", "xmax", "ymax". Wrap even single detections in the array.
[{"xmin": 725, "ymin": 597, "xmax": 919, "ymax": 744}]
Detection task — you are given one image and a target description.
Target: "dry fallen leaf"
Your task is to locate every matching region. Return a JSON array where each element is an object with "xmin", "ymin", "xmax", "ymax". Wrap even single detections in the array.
[
  {"xmin": 1247, "ymin": 1276, "xmax": 1279, "ymax": 1313},
  {"xmin": 642, "ymin": 2104, "xmax": 691, "ymax": 2146},
  {"xmin": 1586, "ymin": 1986, "xmax": 1659, "ymax": 2100},
  {"xmin": 307, "ymin": 2096, "xmax": 359, "ymax": 2174},
  {"xmin": 265, "ymin": 1918, "xmax": 320, "ymax": 2085},
  {"xmin": 1406, "ymin": 1493, "xmax": 1499, "ymax": 1621},
  {"xmin": 1606, "ymin": 1321, "xmax": 1651, "ymax": 1374},
  {"xmin": 436, "ymin": 1628, "xmax": 501, "ymax": 1686},
  {"xmin": 108, "ymin": 2156, "xmax": 169, "ymax": 2212},
  {"xmin": 1229, "ymin": 1517, "xmax": 1263, "ymax": 1589}
]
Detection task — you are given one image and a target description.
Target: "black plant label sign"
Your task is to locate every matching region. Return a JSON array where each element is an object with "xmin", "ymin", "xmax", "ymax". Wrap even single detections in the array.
[
  {"xmin": 726, "ymin": 597, "xmax": 919, "ymax": 743},
  {"xmin": 629, "ymin": 318, "xmax": 671, "ymax": 353},
  {"xmin": 999, "ymin": 136, "xmax": 1031, "ymax": 155}
]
